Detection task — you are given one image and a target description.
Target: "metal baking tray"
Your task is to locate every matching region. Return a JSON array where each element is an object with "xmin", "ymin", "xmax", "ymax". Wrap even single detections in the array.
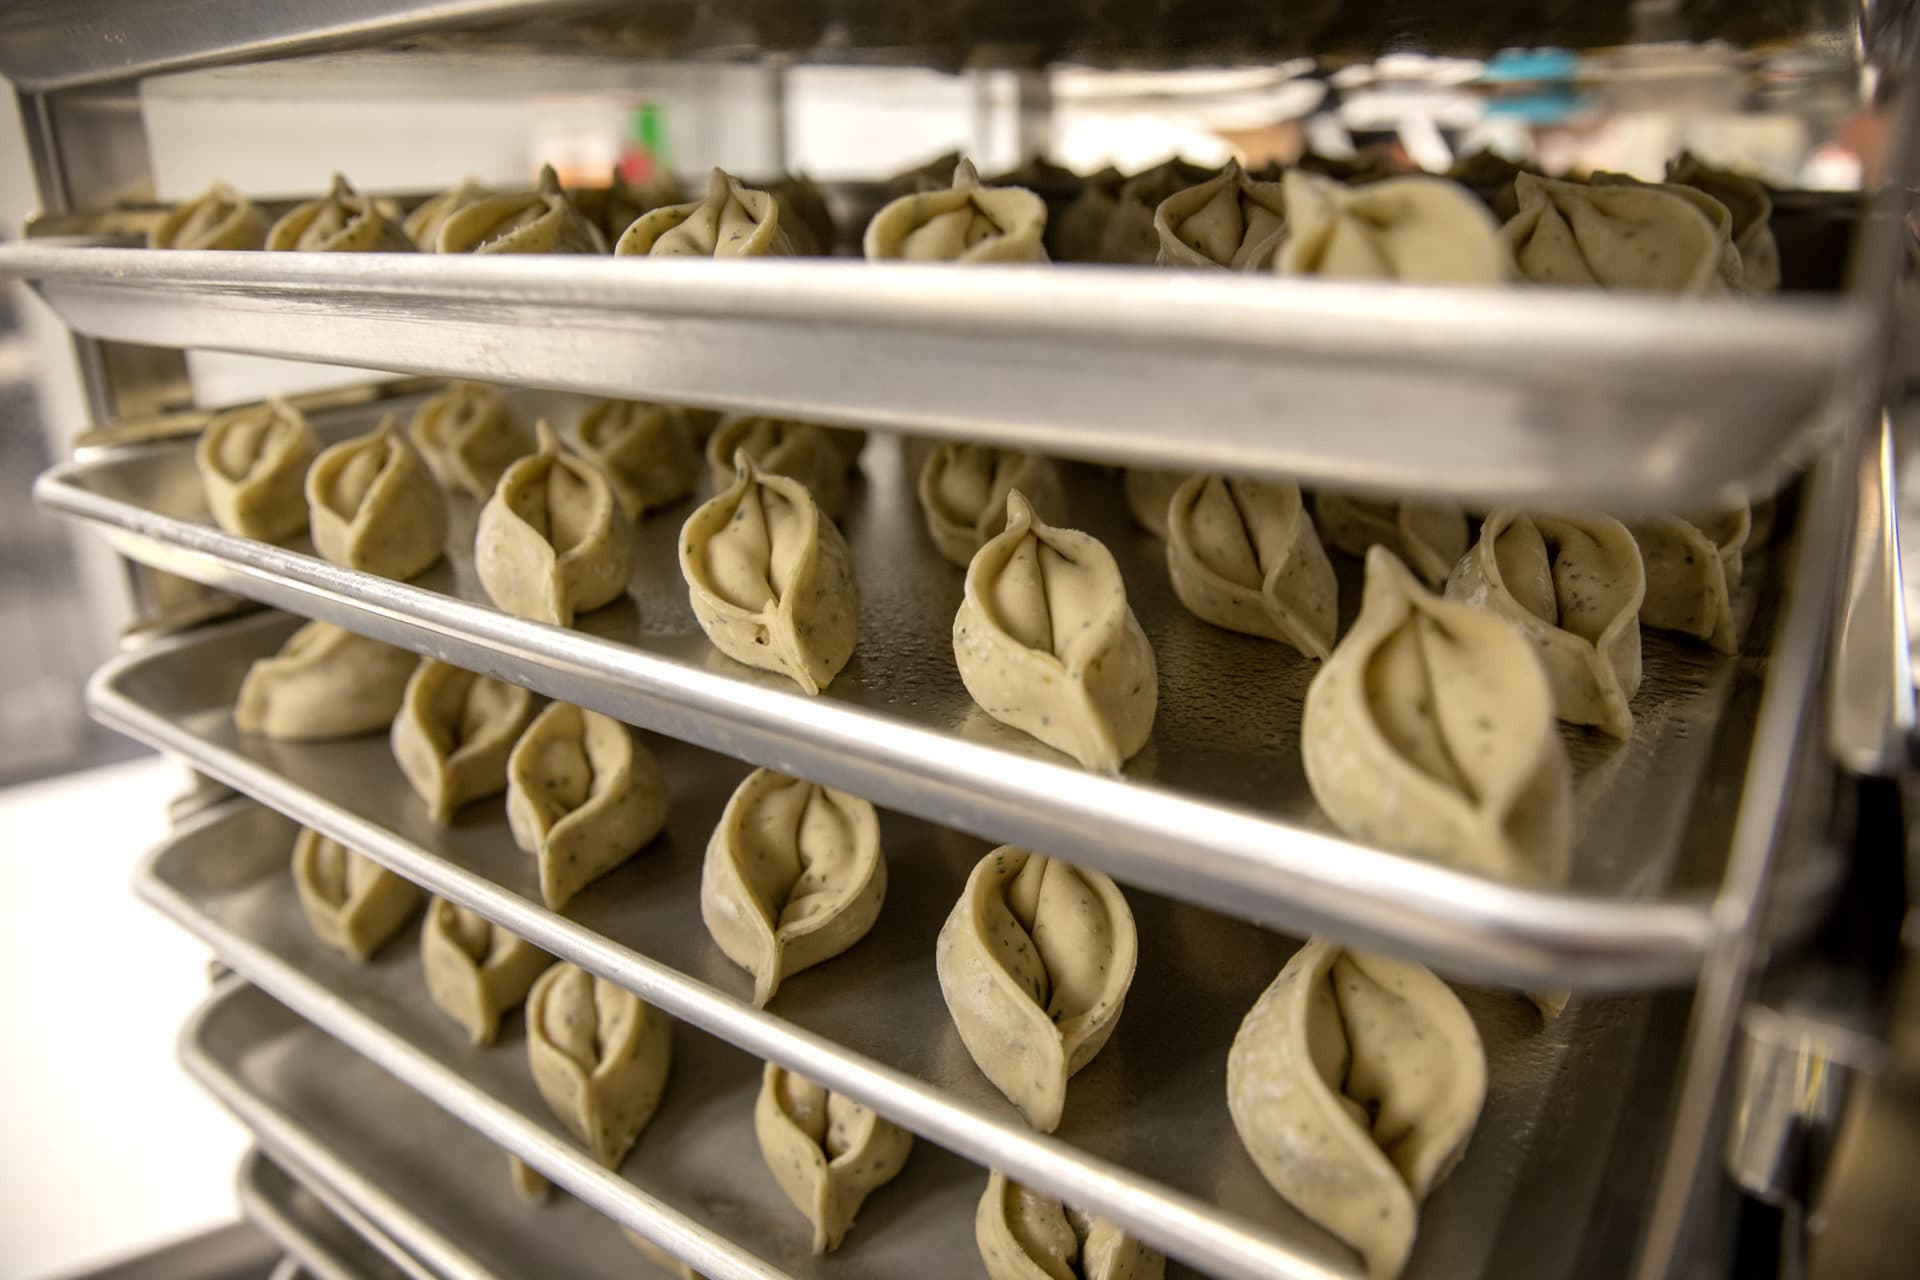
[
  {"xmin": 237, "ymin": 1150, "xmax": 421, "ymax": 1280},
  {"xmin": 2, "ymin": 240, "xmax": 1865, "ymax": 510},
  {"xmin": 60, "ymin": 396, "xmax": 1804, "ymax": 990},
  {"xmin": 142, "ymin": 776, "xmax": 1683, "ymax": 1280}
]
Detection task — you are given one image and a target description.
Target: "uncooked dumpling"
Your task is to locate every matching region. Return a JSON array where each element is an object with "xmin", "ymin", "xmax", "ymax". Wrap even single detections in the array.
[
  {"xmin": 436, "ymin": 164, "xmax": 607, "ymax": 255},
  {"xmin": 476, "ymin": 421, "xmax": 635, "ymax": 627},
  {"xmin": 420, "ymin": 899, "xmax": 554, "ymax": 1046},
  {"xmin": 150, "ymin": 182, "xmax": 268, "ymax": 250},
  {"xmin": 266, "ymin": 174, "xmax": 415, "ymax": 253},
  {"xmin": 404, "ymin": 178, "xmax": 489, "ymax": 251},
  {"xmin": 1122, "ymin": 468, "xmax": 1188, "ymax": 540},
  {"xmin": 1166, "ymin": 475, "xmax": 1337, "ymax": 659},
  {"xmin": 679, "ymin": 453, "xmax": 859, "ymax": 695},
  {"xmin": 234, "ymin": 619, "xmax": 416, "ymax": 740},
  {"xmin": 526, "ymin": 963, "xmax": 673, "ymax": 1168},
  {"xmin": 1627, "ymin": 508, "xmax": 1750, "ymax": 654},
  {"xmin": 290, "ymin": 827, "xmax": 422, "ymax": 961},
  {"xmin": 1097, "ymin": 159, "xmax": 1216, "ymax": 264},
  {"xmin": 572, "ymin": 400, "xmax": 699, "ymax": 518},
  {"xmin": 975, "ymin": 1172, "xmax": 1164, "ymax": 1280},
  {"xmin": 615, "ymin": 167, "xmax": 793, "ymax": 258},
  {"xmin": 305, "ymin": 414, "xmax": 448, "ymax": 580},
  {"xmin": 753, "ymin": 1062, "xmax": 913, "ymax": 1253},
  {"xmin": 1445, "ymin": 511, "xmax": 1645, "ymax": 738},
  {"xmin": 1302, "ymin": 547, "xmax": 1573, "ymax": 886},
  {"xmin": 769, "ymin": 173, "xmax": 837, "ymax": 257},
  {"xmin": 706, "ymin": 418, "xmax": 850, "ymax": 520},
  {"xmin": 918, "ymin": 444, "xmax": 1066, "ymax": 567},
  {"xmin": 1228, "ymin": 938, "xmax": 1486, "ymax": 1280},
  {"xmin": 1667, "ymin": 153, "xmax": 1780, "ymax": 293},
  {"xmin": 1276, "ymin": 170, "xmax": 1508, "ymax": 283},
  {"xmin": 701, "ymin": 768, "xmax": 885, "ymax": 1005},
  {"xmin": 1501, "ymin": 173, "xmax": 1723, "ymax": 293},
  {"xmin": 1315, "ymin": 493, "xmax": 1469, "ymax": 591},
  {"xmin": 1152, "ymin": 160, "xmax": 1288, "ymax": 269},
  {"xmin": 571, "ymin": 164, "xmax": 686, "ymax": 243},
  {"xmin": 507, "ymin": 1154, "xmax": 550, "ymax": 1203},
  {"xmin": 196, "ymin": 398, "xmax": 318, "ymax": 541},
  {"xmin": 390, "ymin": 660, "xmax": 537, "ymax": 823},
  {"xmin": 1588, "ymin": 171, "xmax": 1745, "ymax": 292},
  {"xmin": 1053, "ymin": 167, "xmax": 1122, "ymax": 263},
  {"xmin": 936, "ymin": 847, "xmax": 1135, "ymax": 1132},
  {"xmin": 505, "ymin": 701, "xmax": 668, "ymax": 910},
  {"xmin": 954, "ymin": 491, "xmax": 1157, "ymax": 773},
  {"xmin": 863, "ymin": 158, "xmax": 1048, "ymax": 263},
  {"xmin": 407, "ymin": 381, "xmax": 531, "ymax": 501}
]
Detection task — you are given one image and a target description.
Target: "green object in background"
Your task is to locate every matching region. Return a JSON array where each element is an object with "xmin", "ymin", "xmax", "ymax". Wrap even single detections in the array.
[{"xmin": 621, "ymin": 102, "xmax": 668, "ymax": 183}]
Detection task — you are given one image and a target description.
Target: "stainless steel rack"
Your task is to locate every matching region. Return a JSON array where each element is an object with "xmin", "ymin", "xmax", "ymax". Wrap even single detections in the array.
[{"xmin": 238, "ymin": 1150, "xmax": 421, "ymax": 1280}]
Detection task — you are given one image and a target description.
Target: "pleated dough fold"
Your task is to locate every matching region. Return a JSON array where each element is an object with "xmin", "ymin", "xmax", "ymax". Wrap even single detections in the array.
[
  {"xmin": 753, "ymin": 1062, "xmax": 913, "ymax": 1253},
  {"xmin": 506, "ymin": 701, "xmax": 668, "ymax": 910},
  {"xmin": 1302, "ymin": 547, "xmax": 1573, "ymax": 886},
  {"xmin": 151, "ymin": 181, "xmax": 268, "ymax": 250},
  {"xmin": 679, "ymin": 453, "xmax": 859, "ymax": 694},
  {"xmin": 476, "ymin": 421, "xmax": 635, "ymax": 626},
  {"xmin": 701, "ymin": 768, "xmax": 886, "ymax": 1005},
  {"xmin": 1152, "ymin": 160, "xmax": 1288, "ymax": 269},
  {"xmin": 1227, "ymin": 938, "xmax": 1486, "ymax": 1280},
  {"xmin": 1314, "ymin": 493, "xmax": 1470, "ymax": 591},
  {"xmin": 975, "ymin": 1172, "xmax": 1164, "ymax": 1280},
  {"xmin": 1627, "ymin": 508, "xmax": 1750, "ymax": 653},
  {"xmin": 572, "ymin": 400, "xmax": 699, "ymax": 518},
  {"xmin": 936, "ymin": 847, "xmax": 1135, "ymax": 1132},
  {"xmin": 706, "ymin": 418, "xmax": 850, "ymax": 520},
  {"xmin": 436, "ymin": 164, "xmax": 607, "ymax": 254},
  {"xmin": 526, "ymin": 963, "xmax": 673, "ymax": 1168},
  {"xmin": 404, "ymin": 177, "xmax": 490, "ymax": 251},
  {"xmin": 1167, "ymin": 475, "xmax": 1337, "ymax": 659},
  {"xmin": 305, "ymin": 414, "xmax": 448, "ymax": 579},
  {"xmin": 196, "ymin": 398, "xmax": 318, "ymax": 541},
  {"xmin": 391, "ymin": 660, "xmax": 537, "ymax": 823},
  {"xmin": 234, "ymin": 619, "xmax": 416, "ymax": 740},
  {"xmin": 420, "ymin": 899, "xmax": 554, "ymax": 1046},
  {"xmin": 953, "ymin": 491, "xmax": 1157, "ymax": 773},
  {"xmin": 1277, "ymin": 170, "xmax": 1509, "ymax": 283},
  {"xmin": 266, "ymin": 174, "xmax": 415, "ymax": 253},
  {"xmin": 407, "ymin": 381, "xmax": 530, "ymax": 501},
  {"xmin": 571, "ymin": 165, "xmax": 686, "ymax": 244},
  {"xmin": 615, "ymin": 167, "xmax": 793, "ymax": 258},
  {"xmin": 1667, "ymin": 153, "xmax": 1780, "ymax": 293},
  {"xmin": 290, "ymin": 828, "xmax": 422, "ymax": 961},
  {"xmin": 1588, "ymin": 170, "xmax": 1745, "ymax": 292},
  {"xmin": 1501, "ymin": 173, "xmax": 1723, "ymax": 293},
  {"xmin": 1445, "ymin": 511, "xmax": 1646, "ymax": 738},
  {"xmin": 918, "ymin": 444, "xmax": 1066, "ymax": 567},
  {"xmin": 863, "ymin": 158, "xmax": 1048, "ymax": 263}
]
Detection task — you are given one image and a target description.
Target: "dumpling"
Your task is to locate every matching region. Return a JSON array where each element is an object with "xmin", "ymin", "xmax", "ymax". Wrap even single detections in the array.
[
  {"xmin": 1301, "ymin": 547, "xmax": 1573, "ymax": 886},
  {"xmin": 390, "ymin": 660, "xmax": 537, "ymax": 823},
  {"xmin": 526, "ymin": 963, "xmax": 672, "ymax": 1168},
  {"xmin": 700, "ymin": 768, "xmax": 885, "ymax": 1005},
  {"xmin": 622, "ymin": 1229, "xmax": 704, "ymax": 1280},
  {"xmin": 1276, "ymin": 170, "xmax": 1509, "ymax": 284},
  {"xmin": 404, "ymin": 177, "xmax": 489, "ymax": 251},
  {"xmin": 507, "ymin": 1154, "xmax": 550, "ymax": 1203},
  {"xmin": 753, "ymin": 1062, "xmax": 913, "ymax": 1253},
  {"xmin": 305, "ymin": 414, "xmax": 448, "ymax": 580},
  {"xmin": 1446, "ymin": 149, "xmax": 1536, "ymax": 222},
  {"xmin": 706, "ymin": 417, "xmax": 849, "ymax": 520},
  {"xmin": 571, "ymin": 400, "xmax": 699, "ymax": 518},
  {"xmin": 1444, "ymin": 511, "xmax": 1646, "ymax": 738},
  {"xmin": 1627, "ymin": 508, "xmax": 1750, "ymax": 654},
  {"xmin": 1314, "ymin": 493, "xmax": 1469, "ymax": 591},
  {"xmin": 436, "ymin": 164, "xmax": 607, "ymax": 255},
  {"xmin": 679, "ymin": 453, "xmax": 859, "ymax": 695},
  {"xmin": 1228, "ymin": 938, "xmax": 1485, "ymax": 1280},
  {"xmin": 290, "ymin": 828, "xmax": 422, "ymax": 961},
  {"xmin": 1122, "ymin": 468, "xmax": 1188, "ymax": 540},
  {"xmin": 918, "ymin": 444, "xmax": 1066, "ymax": 567},
  {"xmin": 265, "ymin": 174, "xmax": 415, "ymax": 253},
  {"xmin": 420, "ymin": 899, "xmax": 554, "ymax": 1046},
  {"xmin": 570, "ymin": 165, "xmax": 686, "ymax": 243},
  {"xmin": 1097, "ymin": 159, "xmax": 1217, "ymax": 264},
  {"xmin": 1166, "ymin": 475, "xmax": 1337, "ymax": 659},
  {"xmin": 1152, "ymin": 160, "xmax": 1288, "ymax": 269},
  {"xmin": 476, "ymin": 421, "xmax": 635, "ymax": 627},
  {"xmin": 233, "ymin": 620, "xmax": 416, "ymax": 740},
  {"xmin": 150, "ymin": 181, "xmax": 268, "ymax": 250},
  {"xmin": 862, "ymin": 158, "xmax": 1048, "ymax": 263},
  {"xmin": 615, "ymin": 167, "xmax": 793, "ymax": 258},
  {"xmin": 1052, "ymin": 167, "xmax": 1121, "ymax": 263},
  {"xmin": 196, "ymin": 398, "xmax": 318, "ymax": 541},
  {"xmin": 407, "ymin": 381, "xmax": 531, "ymax": 501},
  {"xmin": 953, "ymin": 492, "xmax": 1157, "ymax": 773},
  {"xmin": 1589, "ymin": 171, "xmax": 1745, "ymax": 292},
  {"xmin": 769, "ymin": 173, "xmax": 837, "ymax": 257},
  {"xmin": 935, "ymin": 847, "xmax": 1135, "ymax": 1133},
  {"xmin": 505, "ymin": 701, "xmax": 669, "ymax": 910},
  {"xmin": 975, "ymin": 1172, "xmax": 1164, "ymax": 1280},
  {"xmin": 1667, "ymin": 153, "xmax": 1780, "ymax": 293},
  {"xmin": 1501, "ymin": 173, "xmax": 1724, "ymax": 293}
]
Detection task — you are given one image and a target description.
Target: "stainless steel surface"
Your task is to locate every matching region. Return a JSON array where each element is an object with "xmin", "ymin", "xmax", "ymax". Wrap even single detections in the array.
[
  {"xmin": 56, "ymin": 400, "xmax": 1806, "ymax": 989},
  {"xmin": 144, "ymin": 785, "xmax": 1679, "ymax": 1280},
  {"xmin": 1726, "ymin": 1002, "xmax": 1887, "ymax": 1208},
  {"xmin": 237, "ymin": 1150, "xmax": 415, "ymax": 1280},
  {"xmin": 1831, "ymin": 411, "xmax": 1917, "ymax": 776},
  {"xmin": 3, "ymin": 241, "xmax": 1867, "ymax": 510}
]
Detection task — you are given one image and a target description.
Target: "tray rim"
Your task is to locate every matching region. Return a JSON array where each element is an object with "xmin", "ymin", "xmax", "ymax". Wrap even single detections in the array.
[{"xmin": 235, "ymin": 1146, "xmax": 435, "ymax": 1280}]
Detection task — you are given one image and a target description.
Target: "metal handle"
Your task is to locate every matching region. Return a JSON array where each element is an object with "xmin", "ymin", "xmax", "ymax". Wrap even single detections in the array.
[{"xmin": 1828, "ymin": 410, "xmax": 1915, "ymax": 777}]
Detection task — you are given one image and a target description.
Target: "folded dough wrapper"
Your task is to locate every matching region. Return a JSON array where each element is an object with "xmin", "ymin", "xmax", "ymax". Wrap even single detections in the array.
[
  {"xmin": 1667, "ymin": 152, "xmax": 1781, "ymax": 293},
  {"xmin": 1589, "ymin": 170, "xmax": 1746, "ymax": 293},
  {"xmin": 700, "ymin": 767, "xmax": 886, "ymax": 1006},
  {"xmin": 1052, "ymin": 167, "xmax": 1123, "ymax": 263},
  {"xmin": 436, "ymin": 164, "xmax": 608, "ymax": 254},
  {"xmin": 150, "ymin": 181, "xmax": 269, "ymax": 250},
  {"xmin": 1501, "ymin": 172, "xmax": 1723, "ymax": 293},
  {"xmin": 195, "ymin": 397, "xmax": 318, "ymax": 542},
  {"xmin": 291, "ymin": 827, "xmax": 423, "ymax": 961},
  {"xmin": 476, "ymin": 421, "xmax": 636, "ymax": 627},
  {"xmin": 1097, "ymin": 159, "xmax": 1218, "ymax": 264},
  {"xmin": 1627, "ymin": 507, "xmax": 1750, "ymax": 654},
  {"xmin": 234, "ymin": 619, "xmax": 416, "ymax": 741},
  {"xmin": 526, "ymin": 963, "xmax": 673, "ymax": 1168},
  {"xmin": 407, "ymin": 381, "xmax": 531, "ymax": 501},
  {"xmin": 420, "ymin": 898, "xmax": 554, "ymax": 1046},
  {"xmin": 568, "ymin": 164, "xmax": 687, "ymax": 243},
  {"xmin": 706, "ymin": 417, "xmax": 852, "ymax": 520},
  {"xmin": 1152, "ymin": 160, "xmax": 1288, "ymax": 270},
  {"xmin": 975, "ymin": 1171, "xmax": 1165, "ymax": 1280},
  {"xmin": 404, "ymin": 178, "xmax": 490, "ymax": 251},
  {"xmin": 571, "ymin": 400, "xmax": 700, "ymax": 518},
  {"xmin": 918, "ymin": 443, "xmax": 1067, "ymax": 567},
  {"xmin": 1446, "ymin": 149, "xmax": 1538, "ymax": 223},
  {"xmin": 615, "ymin": 167, "xmax": 793, "ymax": 258},
  {"xmin": 305, "ymin": 413, "xmax": 448, "ymax": 580},
  {"xmin": 1277, "ymin": 169, "xmax": 1509, "ymax": 284},
  {"xmin": 1228, "ymin": 938, "xmax": 1486, "ymax": 1280},
  {"xmin": 863, "ymin": 158, "xmax": 1048, "ymax": 264},
  {"xmin": 768, "ymin": 172, "xmax": 837, "ymax": 256},
  {"xmin": 1314, "ymin": 492, "xmax": 1469, "ymax": 592},
  {"xmin": 391, "ymin": 659, "xmax": 537, "ymax": 823},
  {"xmin": 1166, "ymin": 474, "xmax": 1338, "ymax": 659},
  {"xmin": 266, "ymin": 174, "xmax": 415, "ymax": 253},
  {"xmin": 507, "ymin": 1154, "xmax": 550, "ymax": 1203},
  {"xmin": 754, "ymin": 1062, "xmax": 913, "ymax": 1253}
]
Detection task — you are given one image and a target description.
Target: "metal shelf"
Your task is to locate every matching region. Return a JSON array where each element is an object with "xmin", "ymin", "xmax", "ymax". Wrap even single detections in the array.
[
  {"xmin": 55, "ymin": 398, "xmax": 1817, "ymax": 989},
  {"xmin": 5, "ymin": 241, "xmax": 1865, "ymax": 510},
  {"xmin": 145, "ymin": 776, "xmax": 1675, "ymax": 1280},
  {"xmin": 237, "ymin": 1150, "xmax": 422, "ymax": 1280}
]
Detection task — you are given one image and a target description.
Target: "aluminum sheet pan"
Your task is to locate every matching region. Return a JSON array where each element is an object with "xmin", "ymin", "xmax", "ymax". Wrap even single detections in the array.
[
  {"xmin": 56, "ymin": 395, "xmax": 1781, "ymax": 988},
  {"xmin": 144, "ymin": 789, "xmax": 1676, "ymax": 1280},
  {"xmin": 237, "ymin": 1150, "xmax": 420, "ymax": 1280},
  {"xmin": 2, "ymin": 241, "xmax": 1865, "ymax": 510}
]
